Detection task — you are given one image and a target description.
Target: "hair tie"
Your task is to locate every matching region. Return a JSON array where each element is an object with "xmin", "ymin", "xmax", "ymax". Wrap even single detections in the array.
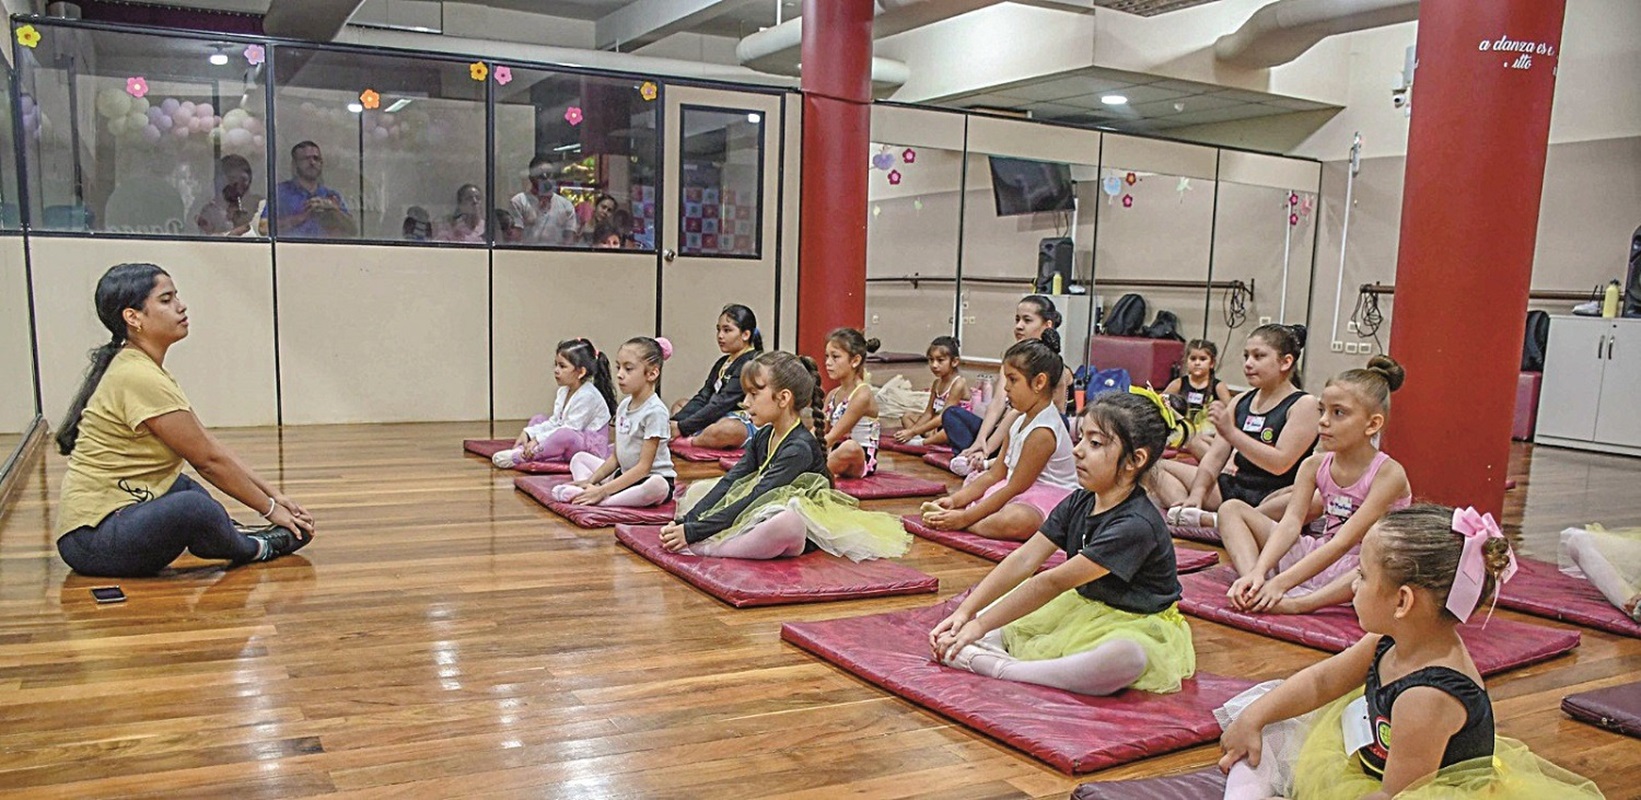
[
  {"xmin": 1446, "ymin": 507, "xmax": 1518, "ymax": 625},
  {"xmin": 655, "ymin": 336, "xmax": 673, "ymax": 361}
]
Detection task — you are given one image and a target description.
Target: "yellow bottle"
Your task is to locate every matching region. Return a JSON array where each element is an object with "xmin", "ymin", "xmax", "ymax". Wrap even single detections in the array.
[
  {"xmin": 1052, "ymin": 273, "xmax": 1064, "ymax": 295},
  {"xmin": 1603, "ymin": 280, "xmax": 1621, "ymax": 318}
]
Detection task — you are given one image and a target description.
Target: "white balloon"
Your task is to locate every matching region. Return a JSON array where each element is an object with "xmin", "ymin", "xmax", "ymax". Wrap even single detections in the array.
[
  {"xmin": 95, "ymin": 88, "xmax": 130, "ymax": 119},
  {"xmin": 225, "ymin": 127, "xmax": 252, "ymax": 147},
  {"xmin": 222, "ymin": 107, "xmax": 249, "ymax": 129}
]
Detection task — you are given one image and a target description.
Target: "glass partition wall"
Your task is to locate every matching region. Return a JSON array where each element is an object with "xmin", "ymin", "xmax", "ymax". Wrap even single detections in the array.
[{"xmin": 1, "ymin": 56, "xmax": 39, "ymax": 483}]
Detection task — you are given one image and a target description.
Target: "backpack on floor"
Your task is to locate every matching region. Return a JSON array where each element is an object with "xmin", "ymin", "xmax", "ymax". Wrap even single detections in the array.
[
  {"xmin": 1141, "ymin": 309, "xmax": 1185, "ymax": 342},
  {"xmin": 1521, "ymin": 309, "xmax": 1550, "ymax": 372},
  {"xmin": 1105, "ymin": 294, "xmax": 1147, "ymax": 337}
]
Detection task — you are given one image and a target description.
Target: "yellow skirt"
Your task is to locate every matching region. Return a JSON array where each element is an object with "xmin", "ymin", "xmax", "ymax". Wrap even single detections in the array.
[
  {"xmin": 681, "ymin": 474, "xmax": 911, "ymax": 562},
  {"xmin": 1001, "ymin": 590, "xmax": 1196, "ymax": 694},
  {"xmin": 1292, "ymin": 692, "xmax": 1604, "ymax": 799}
]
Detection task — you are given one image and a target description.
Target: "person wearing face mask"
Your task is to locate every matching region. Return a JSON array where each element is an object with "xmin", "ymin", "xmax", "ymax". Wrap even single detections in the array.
[
  {"xmin": 509, "ymin": 155, "xmax": 578, "ymax": 245},
  {"xmin": 194, "ymin": 154, "xmax": 262, "ymax": 237},
  {"xmin": 434, "ymin": 184, "xmax": 487, "ymax": 243}
]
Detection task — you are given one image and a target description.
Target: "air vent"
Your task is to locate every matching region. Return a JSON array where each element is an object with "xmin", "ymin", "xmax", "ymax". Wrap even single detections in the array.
[{"xmin": 1090, "ymin": 0, "xmax": 1224, "ymax": 16}]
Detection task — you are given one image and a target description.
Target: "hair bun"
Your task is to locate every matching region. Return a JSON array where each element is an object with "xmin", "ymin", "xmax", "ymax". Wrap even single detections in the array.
[
  {"xmin": 1366, "ymin": 354, "xmax": 1404, "ymax": 392},
  {"xmin": 865, "ymin": 337, "xmax": 882, "ymax": 354},
  {"xmin": 1040, "ymin": 328, "xmax": 1062, "ymax": 355},
  {"xmin": 655, "ymin": 336, "xmax": 673, "ymax": 361},
  {"xmin": 1288, "ymin": 324, "xmax": 1308, "ymax": 351}
]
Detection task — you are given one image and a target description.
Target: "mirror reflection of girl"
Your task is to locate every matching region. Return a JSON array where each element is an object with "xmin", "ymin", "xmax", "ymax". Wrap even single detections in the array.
[
  {"xmin": 895, "ymin": 336, "xmax": 969, "ymax": 449},
  {"xmin": 1161, "ymin": 339, "xmax": 1233, "ymax": 460},
  {"xmin": 670, "ymin": 304, "xmax": 764, "ymax": 450},
  {"xmin": 822, "ymin": 328, "xmax": 882, "ymax": 478},
  {"xmin": 661, "ymin": 352, "xmax": 909, "ymax": 561},
  {"xmin": 944, "ymin": 296, "xmax": 1073, "ymax": 476}
]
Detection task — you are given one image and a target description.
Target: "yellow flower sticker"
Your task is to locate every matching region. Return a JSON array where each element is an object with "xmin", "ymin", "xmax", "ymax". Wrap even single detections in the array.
[
  {"xmin": 469, "ymin": 61, "xmax": 489, "ymax": 81},
  {"xmin": 16, "ymin": 24, "xmax": 41, "ymax": 49},
  {"xmin": 639, "ymin": 81, "xmax": 658, "ymax": 101}
]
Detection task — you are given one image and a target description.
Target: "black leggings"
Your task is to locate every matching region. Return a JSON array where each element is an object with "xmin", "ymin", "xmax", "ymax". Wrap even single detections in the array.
[{"xmin": 57, "ymin": 474, "xmax": 259, "ymax": 577}]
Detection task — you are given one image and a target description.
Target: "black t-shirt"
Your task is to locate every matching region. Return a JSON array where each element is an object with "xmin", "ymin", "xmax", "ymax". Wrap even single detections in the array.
[{"xmin": 1039, "ymin": 488, "xmax": 1181, "ymax": 613}]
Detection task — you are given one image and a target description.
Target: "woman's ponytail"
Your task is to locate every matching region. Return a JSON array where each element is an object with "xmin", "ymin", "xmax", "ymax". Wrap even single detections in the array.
[{"xmin": 57, "ymin": 263, "xmax": 166, "ymax": 456}]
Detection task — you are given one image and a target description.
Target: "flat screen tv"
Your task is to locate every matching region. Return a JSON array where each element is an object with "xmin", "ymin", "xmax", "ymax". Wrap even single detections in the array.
[{"xmin": 988, "ymin": 156, "xmax": 1075, "ymax": 216}]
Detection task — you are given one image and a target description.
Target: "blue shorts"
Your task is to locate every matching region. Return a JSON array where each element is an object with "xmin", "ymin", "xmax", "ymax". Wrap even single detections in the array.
[{"xmin": 729, "ymin": 410, "xmax": 757, "ymax": 446}]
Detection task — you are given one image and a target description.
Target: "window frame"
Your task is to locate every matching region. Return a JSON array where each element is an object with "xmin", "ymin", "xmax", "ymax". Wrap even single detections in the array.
[{"xmin": 675, "ymin": 103, "xmax": 766, "ymax": 262}]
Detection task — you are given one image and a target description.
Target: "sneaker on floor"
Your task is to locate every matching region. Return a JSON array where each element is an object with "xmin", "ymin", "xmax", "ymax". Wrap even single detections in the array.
[
  {"xmin": 241, "ymin": 526, "xmax": 311, "ymax": 563},
  {"xmin": 492, "ymin": 447, "xmax": 523, "ymax": 469}
]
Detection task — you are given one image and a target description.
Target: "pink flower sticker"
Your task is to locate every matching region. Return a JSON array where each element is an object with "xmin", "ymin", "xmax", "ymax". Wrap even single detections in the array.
[
  {"xmin": 243, "ymin": 44, "xmax": 264, "ymax": 65},
  {"xmin": 1121, "ymin": 194, "xmax": 1134, "ymax": 208},
  {"xmin": 494, "ymin": 65, "xmax": 512, "ymax": 86},
  {"xmin": 1124, "ymin": 172, "xmax": 1137, "ymax": 186},
  {"xmin": 126, "ymin": 77, "xmax": 149, "ymax": 98},
  {"xmin": 902, "ymin": 148, "xmax": 917, "ymax": 164},
  {"xmin": 564, "ymin": 106, "xmax": 583, "ymax": 126},
  {"xmin": 887, "ymin": 169, "xmax": 902, "ymax": 186},
  {"xmin": 1289, "ymin": 192, "xmax": 1299, "ymax": 206},
  {"xmin": 1289, "ymin": 213, "xmax": 1300, "ymax": 226}
]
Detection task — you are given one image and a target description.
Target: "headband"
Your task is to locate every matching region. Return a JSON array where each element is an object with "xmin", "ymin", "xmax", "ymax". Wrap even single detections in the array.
[{"xmin": 1446, "ymin": 507, "xmax": 1518, "ymax": 625}]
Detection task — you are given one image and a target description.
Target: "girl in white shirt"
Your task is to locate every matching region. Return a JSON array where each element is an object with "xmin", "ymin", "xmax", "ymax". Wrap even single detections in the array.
[
  {"xmin": 554, "ymin": 337, "xmax": 678, "ymax": 507},
  {"xmin": 493, "ymin": 338, "xmax": 616, "ymax": 469}
]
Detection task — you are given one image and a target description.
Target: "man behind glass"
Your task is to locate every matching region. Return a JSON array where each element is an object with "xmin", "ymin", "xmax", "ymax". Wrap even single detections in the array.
[{"xmin": 266, "ymin": 141, "xmax": 354, "ymax": 238}]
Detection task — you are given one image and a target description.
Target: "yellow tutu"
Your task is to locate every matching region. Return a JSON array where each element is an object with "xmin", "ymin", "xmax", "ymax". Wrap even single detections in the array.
[
  {"xmin": 1292, "ymin": 692, "xmax": 1605, "ymax": 799},
  {"xmin": 1001, "ymin": 590, "xmax": 1195, "ymax": 694},
  {"xmin": 680, "ymin": 473, "xmax": 911, "ymax": 562}
]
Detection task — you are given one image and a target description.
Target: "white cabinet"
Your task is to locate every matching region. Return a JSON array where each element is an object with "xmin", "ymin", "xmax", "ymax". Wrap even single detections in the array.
[{"xmin": 1537, "ymin": 316, "xmax": 1641, "ymax": 456}]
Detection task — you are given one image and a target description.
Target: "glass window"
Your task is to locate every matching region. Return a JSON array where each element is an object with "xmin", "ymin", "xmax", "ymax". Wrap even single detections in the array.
[
  {"xmin": 271, "ymin": 46, "xmax": 486, "ymax": 242},
  {"xmin": 0, "ymin": 60, "xmax": 20, "ymax": 230},
  {"xmin": 14, "ymin": 23, "xmax": 270, "ymax": 236},
  {"xmin": 493, "ymin": 68, "xmax": 659, "ymax": 250},
  {"xmin": 678, "ymin": 106, "xmax": 762, "ymax": 258},
  {"xmin": 866, "ymin": 141, "xmax": 961, "ymax": 352}
]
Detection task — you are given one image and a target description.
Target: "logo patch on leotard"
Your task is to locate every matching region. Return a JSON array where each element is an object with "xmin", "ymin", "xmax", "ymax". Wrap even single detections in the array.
[
  {"xmin": 1374, "ymin": 717, "xmax": 1392, "ymax": 753},
  {"xmin": 1260, "ymin": 428, "xmax": 1275, "ymax": 443}
]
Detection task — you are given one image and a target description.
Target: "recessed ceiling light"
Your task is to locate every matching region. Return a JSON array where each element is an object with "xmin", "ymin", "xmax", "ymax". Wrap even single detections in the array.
[
  {"xmin": 209, "ymin": 52, "xmax": 229, "ymax": 66},
  {"xmin": 747, "ymin": 113, "xmax": 761, "ymax": 123},
  {"xmin": 346, "ymin": 102, "xmax": 364, "ymax": 114},
  {"xmin": 1101, "ymin": 94, "xmax": 1129, "ymax": 105}
]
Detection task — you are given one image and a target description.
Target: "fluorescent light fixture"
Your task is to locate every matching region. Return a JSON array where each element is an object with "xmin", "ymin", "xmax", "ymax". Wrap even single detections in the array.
[
  {"xmin": 346, "ymin": 102, "xmax": 364, "ymax": 113},
  {"xmin": 747, "ymin": 113, "xmax": 761, "ymax": 123},
  {"xmin": 1101, "ymin": 94, "xmax": 1128, "ymax": 105},
  {"xmin": 384, "ymin": 98, "xmax": 413, "ymax": 113},
  {"xmin": 209, "ymin": 52, "xmax": 229, "ymax": 66},
  {"xmin": 553, "ymin": 143, "xmax": 582, "ymax": 152}
]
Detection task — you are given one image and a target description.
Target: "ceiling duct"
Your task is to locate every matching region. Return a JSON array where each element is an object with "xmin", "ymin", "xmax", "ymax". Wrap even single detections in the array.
[
  {"xmin": 1215, "ymin": 0, "xmax": 1418, "ymax": 69},
  {"xmin": 1085, "ymin": 0, "xmax": 1227, "ymax": 15}
]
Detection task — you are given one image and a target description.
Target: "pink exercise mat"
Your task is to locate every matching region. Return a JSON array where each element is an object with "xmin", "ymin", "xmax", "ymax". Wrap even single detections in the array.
[
  {"xmin": 1072, "ymin": 770, "xmax": 1226, "ymax": 799},
  {"xmin": 514, "ymin": 475, "xmax": 677, "ymax": 528},
  {"xmin": 1562, "ymin": 680, "xmax": 1641, "ymax": 739},
  {"xmin": 1496, "ymin": 557, "xmax": 1641, "ymax": 639},
  {"xmin": 1179, "ymin": 566, "xmax": 1581, "ymax": 677},
  {"xmin": 613, "ymin": 524, "xmax": 938, "ymax": 608},
  {"xmin": 710, "ymin": 458, "xmax": 951, "ymax": 500},
  {"xmin": 901, "ymin": 515, "xmax": 1219, "ymax": 574},
  {"xmin": 877, "ymin": 433, "xmax": 950, "ymax": 457},
  {"xmin": 780, "ymin": 593, "xmax": 1255, "ymax": 774},
  {"xmin": 461, "ymin": 439, "xmax": 571, "ymax": 474},
  {"xmin": 670, "ymin": 439, "xmax": 746, "ymax": 463}
]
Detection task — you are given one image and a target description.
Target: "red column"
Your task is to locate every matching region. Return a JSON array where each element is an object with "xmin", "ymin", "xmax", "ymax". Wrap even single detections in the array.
[
  {"xmin": 797, "ymin": 0, "xmax": 874, "ymax": 375},
  {"xmin": 1382, "ymin": 1, "xmax": 1566, "ymax": 516}
]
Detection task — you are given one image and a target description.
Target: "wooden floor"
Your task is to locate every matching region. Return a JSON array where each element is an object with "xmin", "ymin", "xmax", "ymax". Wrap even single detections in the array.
[{"xmin": 0, "ymin": 423, "xmax": 1638, "ymax": 799}]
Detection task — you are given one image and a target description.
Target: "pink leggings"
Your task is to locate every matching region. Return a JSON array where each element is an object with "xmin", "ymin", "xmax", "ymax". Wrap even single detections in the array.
[
  {"xmin": 684, "ymin": 509, "xmax": 808, "ymax": 560},
  {"xmin": 550, "ymin": 452, "xmax": 672, "ymax": 508},
  {"xmin": 947, "ymin": 629, "xmax": 1148, "ymax": 697},
  {"xmin": 524, "ymin": 423, "xmax": 609, "ymax": 463}
]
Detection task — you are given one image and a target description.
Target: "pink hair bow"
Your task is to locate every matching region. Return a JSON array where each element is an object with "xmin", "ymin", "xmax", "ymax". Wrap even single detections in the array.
[{"xmin": 1446, "ymin": 507, "xmax": 1518, "ymax": 625}]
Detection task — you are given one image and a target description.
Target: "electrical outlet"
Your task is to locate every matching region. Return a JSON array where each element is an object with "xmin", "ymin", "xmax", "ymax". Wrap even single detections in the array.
[
  {"xmin": 1347, "ymin": 321, "xmax": 1358, "ymax": 333},
  {"xmin": 1349, "ymin": 343, "xmax": 1364, "ymax": 354},
  {"xmin": 1259, "ymin": 316, "xmax": 1272, "ymax": 325},
  {"xmin": 1331, "ymin": 341, "xmax": 1345, "ymax": 353},
  {"xmin": 1360, "ymin": 341, "xmax": 1373, "ymax": 354},
  {"xmin": 964, "ymin": 316, "xmax": 977, "ymax": 324},
  {"xmin": 870, "ymin": 314, "xmax": 880, "ymax": 325}
]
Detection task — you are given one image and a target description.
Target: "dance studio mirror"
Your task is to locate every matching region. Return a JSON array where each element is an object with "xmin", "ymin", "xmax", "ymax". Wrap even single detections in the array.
[{"xmin": 0, "ymin": 57, "xmax": 40, "ymax": 483}]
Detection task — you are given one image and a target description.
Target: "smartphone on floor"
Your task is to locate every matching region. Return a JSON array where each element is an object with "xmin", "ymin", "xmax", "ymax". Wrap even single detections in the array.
[{"xmin": 90, "ymin": 586, "xmax": 126, "ymax": 604}]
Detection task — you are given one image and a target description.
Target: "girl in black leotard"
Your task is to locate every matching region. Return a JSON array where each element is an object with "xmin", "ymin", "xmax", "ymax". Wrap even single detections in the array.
[
  {"xmin": 1216, "ymin": 505, "xmax": 1601, "ymax": 799},
  {"xmin": 1162, "ymin": 339, "xmax": 1234, "ymax": 460},
  {"xmin": 1153, "ymin": 324, "xmax": 1319, "ymax": 527}
]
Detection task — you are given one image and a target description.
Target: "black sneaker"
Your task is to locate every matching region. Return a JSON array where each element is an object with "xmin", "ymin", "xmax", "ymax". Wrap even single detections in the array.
[{"xmin": 243, "ymin": 526, "xmax": 311, "ymax": 563}]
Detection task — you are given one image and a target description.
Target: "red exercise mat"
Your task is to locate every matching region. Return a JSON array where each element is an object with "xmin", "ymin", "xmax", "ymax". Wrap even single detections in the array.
[
  {"xmin": 878, "ymin": 433, "xmax": 950, "ymax": 457},
  {"xmin": 712, "ymin": 461, "xmax": 950, "ymax": 499},
  {"xmin": 671, "ymin": 439, "xmax": 746, "ymax": 463},
  {"xmin": 613, "ymin": 524, "xmax": 938, "ymax": 608},
  {"xmin": 1072, "ymin": 770, "xmax": 1226, "ymax": 799},
  {"xmin": 901, "ymin": 515, "xmax": 1219, "ymax": 574},
  {"xmin": 1497, "ymin": 557, "xmax": 1641, "ymax": 639},
  {"xmin": 514, "ymin": 475, "xmax": 677, "ymax": 528},
  {"xmin": 1562, "ymin": 680, "xmax": 1641, "ymax": 739},
  {"xmin": 1180, "ymin": 566, "xmax": 1581, "ymax": 677},
  {"xmin": 780, "ymin": 594, "xmax": 1255, "ymax": 774},
  {"xmin": 922, "ymin": 451, "xmax": 957, "ymax": 473},
  {"xmin": 461, "ymin": 439, "xmax": 570, "ymax": 474},
  {"xmin": 1168, "ymin": 523, "xmax": 1221, "ymax": 545}
]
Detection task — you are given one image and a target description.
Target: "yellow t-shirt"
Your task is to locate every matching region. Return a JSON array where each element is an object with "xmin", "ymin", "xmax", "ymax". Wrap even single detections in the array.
[{"xmin": 55, "ymin": 348, "xmax": 192, "ymax": 535}]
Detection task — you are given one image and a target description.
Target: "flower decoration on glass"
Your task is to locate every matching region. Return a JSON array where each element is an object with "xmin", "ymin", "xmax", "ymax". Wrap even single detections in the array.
[
  {"xmin": 494, "ymin": 65, "xmax": 512, "ymax": 86},
  {"xmin": 1122, "ymin": 194, "xmax": 1134, "ymax": 208},
  {"xmin": 887, "ymin": 170, "xmax": 902, "ymax": 186},
  {"xmin": 243, "ymin": 44, "xmax": 265, "ymax": 65},
  {"xmin": 469, "ymin": 61, "xmax": 489, "ymax": 81},
  {"xmin": 564, "ymin": 106, "xmax": 584, "ymax": 126},
  {"xmin": 126, "ymin": 77, "xmax": 149, "ymax": 98},
  {"xmin": 1124, "ymin": 171, "xmax": 1137, "ymax": 186},
  {"xmin": 902, "ymin": 148, "xmax": 917, "ymax": 164},
  {"xmin": 15, "ymin": 25, "xmax": 41, "ymax": 49},
  {"xmin": 1289, "ymin": 213, "xmax": 1300, "ymax": 226},
  {"xmin": 359, "ymin": 89, "xmax": 380, "ymax": 110},
  {"xmin": 1289, "ymin": 192, "xmax": 1300, "ymax": 206},
  {"xmin": 640, "ymin": 82, "xmax": 659, "ymax": 101},
  {"xmin": 871, "ymin": 151, "xmax": 895, "ymax": 171}
]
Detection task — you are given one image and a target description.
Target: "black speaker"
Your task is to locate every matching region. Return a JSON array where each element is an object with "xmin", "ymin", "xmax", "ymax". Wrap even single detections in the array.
[
  {"xmin": 1035, "ymin": 236, "xmax": 1073, "ymax": 293},
  {"xmin": 1625, "ymin": 223, "xmax": 1640, "ymax": 317}
]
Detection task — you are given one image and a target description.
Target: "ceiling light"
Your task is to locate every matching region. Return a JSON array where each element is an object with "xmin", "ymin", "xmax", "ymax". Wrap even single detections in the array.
[
  {"xmin": 346, "ymin": 102, "xmax": 364, "ymax": 113},
  {"xmin": 747, "ymin": 113, "xmax": 761, "ymax": 123},
  {"xmin": 553, "ymin": 143, "xmax": 582, "ymax": 152},
  {"xmin": 385, "ymin": 98, "xmax": 413, "ymax": 113},
  {"xmin": 209, "ymin": 52, "xmax": 229, "ymax": 66},
  {"xmin": 1101, "ymin": 94, "xmax": 1129, "ymax": 105}
]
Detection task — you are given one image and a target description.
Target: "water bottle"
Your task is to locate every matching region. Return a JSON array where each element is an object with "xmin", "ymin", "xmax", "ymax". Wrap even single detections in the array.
[{"xmin": 1603, "ymin": 280, "xmax": 1621, "ymax": 318}]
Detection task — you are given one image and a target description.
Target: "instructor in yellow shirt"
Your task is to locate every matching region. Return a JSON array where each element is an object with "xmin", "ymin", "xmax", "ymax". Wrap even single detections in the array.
[{"xmin": 54, "ymin": 263, "xmax": 315, "ymax": 577}]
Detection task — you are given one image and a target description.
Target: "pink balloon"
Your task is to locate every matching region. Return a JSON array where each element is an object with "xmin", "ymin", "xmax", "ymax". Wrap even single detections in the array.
[
  {"xmin": 171, "ymin": 108, "xmax": 193, "ymax": 125},
  {"xmin": 196, "ymin": 103, "xmax": 214, "ymax": 118},
  {"xmin": 253, "ymin": 134, "xmax": 264, "ymax": 147},
  {"xmin": 171, "ymin": 125, "xmax": 190, "ymax": 139},
  {"xmin": 243, "ymin": 117, "xmax": 264, "ymax": 135},
  {"xmin": 180, "ymin": 101, "xmax": 196, "ymax": 114},
  {"xmin": 142, "ymin": 124, "xmax": 162, "ymax": 142}
]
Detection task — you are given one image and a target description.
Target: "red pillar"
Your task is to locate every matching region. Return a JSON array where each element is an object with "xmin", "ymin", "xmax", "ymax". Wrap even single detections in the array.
[
  {"xmin": 797, "ymin": 0, "xmax": 874, "ymax": 374},
  {"xmin": 1382, "ymin": 1, "xmax": 1566, "ymax": 516}
]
